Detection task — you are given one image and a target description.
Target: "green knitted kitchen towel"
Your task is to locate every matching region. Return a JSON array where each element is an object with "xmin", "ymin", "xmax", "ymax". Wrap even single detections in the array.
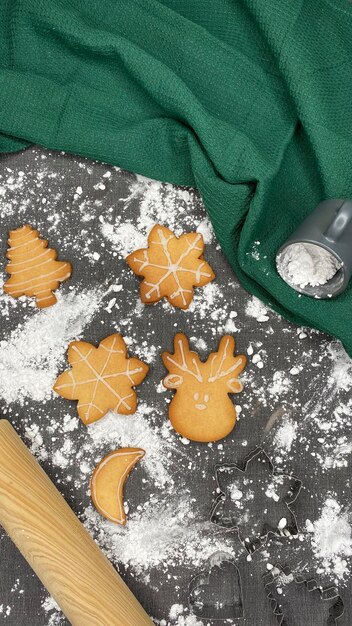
[{"xmin": 1, "ymin": 0, "xmax": 351, "ymax": 353}]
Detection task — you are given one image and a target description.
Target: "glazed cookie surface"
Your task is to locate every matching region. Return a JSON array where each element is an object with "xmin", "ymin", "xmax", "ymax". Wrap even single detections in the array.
[
  {"xmin": 3, "ymin": 224, "xmax": 71, "ymax": 307},
  {"xmin": 54, "ymin": 333, "xmax": 149, "ymax": 425},
  {"xmin": 162, "ymin": 333, "xmax": 246, "ymax": 442},
  {"xmin": 91, "ymin": 448, "xmax": 145, "ymax": 525},
  {"xmin": 126, "ymin": 224, "xmax": 215, "ymax": 309}
]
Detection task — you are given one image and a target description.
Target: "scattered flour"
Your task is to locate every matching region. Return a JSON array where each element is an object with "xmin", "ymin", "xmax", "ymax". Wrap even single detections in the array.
[
  {"xmin": 187, "ymin": 282, "xmax": 222, "ymax": 320},
  {"xmin": 0, "ymin": 287, "xmax": 103, "ymax": 405},
  {"xmin": 0, "ymin": 168, "xmax": 40, "ymax": 219},
  {"xmin": 100, "ymin": 175, "xmax": 211, "ymax": 258},
  {"xmin": 83, "ymin": 406, "xmax": 237, "ymax": 581},
  {"xmin": 42, "ymin": 596, "xmax": 64, "ymax": 626},
  {"xmin": 169, "ymin": 604, "xmax": 184, "ymax": 620},
  {"xmin": 274, "ymin": 416, "xmax": 298, "ymax": 452},
  {"xmin": 0, "ymin": 605, "xmax": 12, "ymax": 618},
  {"xmin": 277, "ymin": 243, "xmax": 341, "ymax": 289},
  {"xmin": 83, "ymin": 495, "xmax": 235, "ymax": 578},
  {"xmin": 267, "ymin": 371, "xmax": 292, "ymax": 400},
  {"xmin": 229, "ymin": 484, "xmax": 244, "ymax": 502},
  {"xmin": 2, "ymin": 149, "xmax": 352, "ymax": 622},
  {"xmin": 160, "ymin": 613, "xmax": 203, "ymax": 626},
  {"xmin": 42, "ymin": 597, "xmax": 60, "ymax": 613},
  {"xmin": 0, "ymin": 278, "xmax": 21, "ymax": 317},
  {"xmin": 245, "ymin": 296, "xmax": 269, "ymax": 322},
  {"xmin": 100, "ymin": 221, "xmax": 145, "ymax": 258},
  {"xmin": 87, "ymin": 407, "xmax": 179, "ymax": 488},
  {"xmin": 306, "ymin": 497, "xmax": 352, "ymax": 581},
  {"xmin": 170, "ymin": 616, "xmax": 203, "ymax": 626},
  {"xmin": 24, "ymin": 423, "xmax": 48, "ymax": 462},
  {"xmin": 195, "ymin": 217, "xmax": 214, "ymax": 244},
  {"xmin": 323, "ymin": 438, "xmax": 352, "ymax": 470},
  {"xmin": 270, "ymin": 566, "xmax": 294, "ymax": 587},
  {"xmin": 327, "ymin": 341, "xmax": 352, "ymax": 392}
]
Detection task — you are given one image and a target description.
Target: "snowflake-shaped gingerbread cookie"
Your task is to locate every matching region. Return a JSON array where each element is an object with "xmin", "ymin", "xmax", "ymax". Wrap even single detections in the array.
[
  {"xmin": 53, "ymin": 333, "xmax": 149, "ymax": 425},
  {"xmin": 126, "ymin": 224, "xmax": 215, "ymax": 309}
]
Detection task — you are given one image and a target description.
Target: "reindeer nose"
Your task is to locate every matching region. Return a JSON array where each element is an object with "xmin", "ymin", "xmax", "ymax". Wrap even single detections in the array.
[{"xmin": 195, "ymin": 403, "xmax": 207, "ymax": 410}]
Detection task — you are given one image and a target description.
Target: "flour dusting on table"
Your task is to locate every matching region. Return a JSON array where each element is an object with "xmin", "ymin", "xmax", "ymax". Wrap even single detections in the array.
[
  {"xmin": 1, "ymin": 148, "xmax": 352, "ymax": 625},
  {"xmin": 274, "ymin": 416, "xmax": 297, "ymax": 452},
  {"xmin": 0, "ymin": 287, "xmax": 103, "ymax": 405},
  {"xmin": 306, "ymin": 497, "xmax": 352, "ymax": 582}
]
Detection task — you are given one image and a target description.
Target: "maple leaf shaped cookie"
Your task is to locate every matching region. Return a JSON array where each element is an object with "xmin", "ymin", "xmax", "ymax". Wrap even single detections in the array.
[
  {"xmin": 53, "ymin": 334, "xmax": 149, "ymax": 425},
  {"xmin": 126, "ymin": 224, "xmax": 215, "ymax": 309}
]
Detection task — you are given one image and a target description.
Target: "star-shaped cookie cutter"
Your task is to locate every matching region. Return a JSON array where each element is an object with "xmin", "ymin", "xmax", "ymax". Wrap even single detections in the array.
[{"xmin": 210, "ymin": 447, "xmax": 302, "ymax": 554}]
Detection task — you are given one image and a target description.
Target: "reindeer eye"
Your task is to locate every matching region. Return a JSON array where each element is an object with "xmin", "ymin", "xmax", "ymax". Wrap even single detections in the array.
[
  {"xmin": 204, "ymin": 394, "xmax": 209, "ymax": 402},
  {"xmin": 194, "ymin": 392, "xmax": 199, "ymax": 401}
]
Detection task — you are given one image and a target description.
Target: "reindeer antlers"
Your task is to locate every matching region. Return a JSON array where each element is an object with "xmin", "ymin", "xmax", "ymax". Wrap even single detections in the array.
[
  {"xmin": 162, "ymin": 333, "xmax": 203, "ymax": 383},
  {"xmin": 208, "ymin": 335, "xmax": 246, "ymax": 384},
  {"xmin": 162, "ymin": 333, "xmax": 246, "ymax": 387}
]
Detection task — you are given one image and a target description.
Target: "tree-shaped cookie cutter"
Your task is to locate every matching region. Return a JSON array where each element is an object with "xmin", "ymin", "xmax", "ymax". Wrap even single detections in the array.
[
  {"xmin": 210, "ymin": 447, "xmax": 302, "ymax": 554},
  {"xmin": 189, "ymin": 551, "xmax": 243, "ymax": 620},
  {"xmin": 264, "ymin": 564, "xmax": 344, "ymax": 625}
]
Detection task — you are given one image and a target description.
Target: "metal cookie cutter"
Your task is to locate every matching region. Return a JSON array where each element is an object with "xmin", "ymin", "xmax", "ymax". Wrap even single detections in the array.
[
  {"xmin": 210, "ymin": 447, "xmax": 302, "ymax": 554},
  {"xmin": 189, "ymin": 551, "xmax": 243, "ymax": 620},
  {"xmin": 264, "ymin": 564, "xmax": 344, "ymax": 626},
  {"xmin": 276, "ymin": 198, "xmax": 352, "ymax": 298}
]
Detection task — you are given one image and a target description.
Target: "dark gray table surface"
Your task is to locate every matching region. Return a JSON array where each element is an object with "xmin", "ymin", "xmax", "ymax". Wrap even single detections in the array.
[{"xmin": 0, "ymin": 146, "xmax": 351, "ymax": 625}]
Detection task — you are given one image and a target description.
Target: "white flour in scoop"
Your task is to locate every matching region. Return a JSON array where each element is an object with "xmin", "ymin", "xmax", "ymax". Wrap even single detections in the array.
[{"xmin": 277, "ymin": 242, "xmax": 341, "ymax": 289}]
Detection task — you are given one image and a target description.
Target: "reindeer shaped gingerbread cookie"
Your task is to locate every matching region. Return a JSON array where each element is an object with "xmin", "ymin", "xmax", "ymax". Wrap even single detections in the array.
[{"xmin": 162, "ymin": 334, "xmax": 246, "ymax": 442}]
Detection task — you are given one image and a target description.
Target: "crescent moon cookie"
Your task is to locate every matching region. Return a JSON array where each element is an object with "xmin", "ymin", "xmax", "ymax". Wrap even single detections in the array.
[
  {"xmin": 162, "ymin": 333, "xmax": 246, "ymax": 443},
  {"xmin": 53, "ymin": 333, "xmax": 149, "ymax": 425},
  {"xmin": 3, "ymin": 224, "xmax": 71, "ymax": 308},
  {"xmin": 91, "ymin": 448, "xmax": 145, "ymax": 525},
  {"xmin": 126, "ymin": 224, "xmax": 215, "ymax": 309}
]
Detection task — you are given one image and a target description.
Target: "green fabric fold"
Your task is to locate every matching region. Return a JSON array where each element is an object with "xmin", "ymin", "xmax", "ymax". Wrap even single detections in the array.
[{"xmin": 1, "ymin": 0, "xmax": 352, "ymax": 353}]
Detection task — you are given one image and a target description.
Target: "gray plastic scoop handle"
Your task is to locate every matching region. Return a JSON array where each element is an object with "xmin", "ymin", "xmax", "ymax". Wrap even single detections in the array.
[{"xmin": 276, "ymin": 198, "xmax": 352, "ymax": 298}]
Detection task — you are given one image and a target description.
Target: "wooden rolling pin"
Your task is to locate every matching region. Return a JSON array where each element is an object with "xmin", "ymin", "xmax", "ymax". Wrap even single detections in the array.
[{"xmin": 0, "ymin": 420, "xmax": 153, "ymax": 626}]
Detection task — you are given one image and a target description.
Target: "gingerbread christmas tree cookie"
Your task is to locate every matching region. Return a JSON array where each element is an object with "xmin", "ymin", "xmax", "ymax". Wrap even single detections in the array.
[
  {"xmin": 54, "ymin": 333, "xmax": 149, "ymax": 425},
  {"xmin": 3, "ymin": 224, "xmax": 71, "ymax": 307},
  {"xmin": 126, "ymin": 224, "xmax": 215, "ymax": 309},
  {"xmin": 162, "ymin": 333, "xmax": 246, "ymax": 442}
]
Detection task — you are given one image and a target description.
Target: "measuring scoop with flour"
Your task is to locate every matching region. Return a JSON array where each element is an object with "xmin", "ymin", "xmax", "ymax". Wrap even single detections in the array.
[{"xmin": 276, "ymin": 199, "xmax": 352, "ymax": 299}]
